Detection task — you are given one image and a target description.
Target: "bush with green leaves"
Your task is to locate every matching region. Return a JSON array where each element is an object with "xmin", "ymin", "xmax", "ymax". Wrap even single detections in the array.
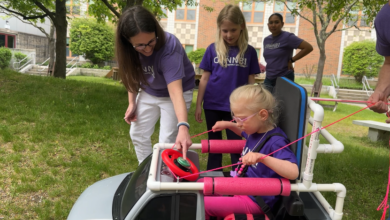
[
  {"xmin": 187, "ymin": 48, "xmax": 206, "ymax": 64},
  {"xmin": 14, "ymin": 52, "xmax": 28, "ymax": 67},
  {"xmin": 102, "ymin": 66, "xmax": 111, "ymax": 70},
  {"xmin": 0, "ymin": 47, "xmax": 12, "ymax": 69},
  {"xmin": 342, "ymin": 40, "xmax": 384, "ymax": 82},
  {"xmin": 81, "ymin": 62, "xmax": 93, "ymax": 68},
  {"xmin": 70, "ymin": 18, "xmax": 115, "ymax": 64}
]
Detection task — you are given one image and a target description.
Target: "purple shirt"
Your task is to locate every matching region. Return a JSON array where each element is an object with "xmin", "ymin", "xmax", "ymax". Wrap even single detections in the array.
[
  {"xmin": 263, "ymin": 31, "xmax": 303, "ymax": 80},
  {"xmin": 375, "ymin": 3, "xmax": 390, "ymax": 56},
  {"xmin": 241, "ymin": 127, "xmax": 298, "ymax": 208},
  {"xmin": 139, "ymin": 32, "xmax": 195, "ymax": 97},
  {"xmin": 199, "ymin": 43, "xmax": 260, "ymax": 112}
]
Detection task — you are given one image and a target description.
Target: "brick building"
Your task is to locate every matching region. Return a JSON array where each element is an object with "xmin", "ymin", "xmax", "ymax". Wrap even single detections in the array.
[{"xmin": 161, "ymin": 0, "xmax": 376, "ymax": 78}]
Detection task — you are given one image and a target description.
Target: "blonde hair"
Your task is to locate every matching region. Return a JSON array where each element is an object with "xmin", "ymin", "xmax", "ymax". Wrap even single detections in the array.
[
  {"xmin": 230, "ymin": 84, "xmax": 279, "ymax": 125},
  {"xmin": 215, "ymin": 4, "xmax": 249, "ymax": 68}
]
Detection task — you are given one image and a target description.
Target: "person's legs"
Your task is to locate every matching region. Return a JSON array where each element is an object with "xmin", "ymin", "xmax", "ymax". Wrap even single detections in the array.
[
  {"xmin": 204, "ymin": 195, "xmax": 263, "ymax": 220},
  {"xmin": 204, "ymin": 109, "xmax": 223, "ymax": 170},
  {"xmin": 158, "ymin": 89, "xmax": 193, "ymax": 144},
  {"xmin": 130, "ymin": 91, "xmax": 161, "ymax": 164},
  {"xmin": 263, "ymin": 78, "xmax": 276, "ymax": 93},
  {"xmin": 220, "ymin": 111, "xmax": 242, "ymax": 169}
]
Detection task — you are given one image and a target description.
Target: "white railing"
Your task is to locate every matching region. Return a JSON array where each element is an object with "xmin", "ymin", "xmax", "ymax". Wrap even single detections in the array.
[
  {"xmin": 66, "ymin": 56, "xmax": 79, "ymax": 73},
  {"xmin": 362, "ymin": 76, "xmax": 373, "ymax": 97},
  {"xmin": 39, "ymin": 57, "xmax": 51, "ymax": 71},
  {"xmin": 330, "ymin": 74, "xmax": 339, "ymax": 111},
  {"xmin": 13, "ymin": 53, "xmax": 35, "ymax": 70}
]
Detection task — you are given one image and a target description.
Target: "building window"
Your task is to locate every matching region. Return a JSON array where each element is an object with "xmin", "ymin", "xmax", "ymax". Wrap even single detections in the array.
[
  {"xmin": 183, "ymin": 45, "xmax": 194, "ymax": 54},
  {"xmin": 242, "ymin": 1, "xmax": 265, "ymax": 23},
  {"xmin": 347, "ymin": 10, "xmax": 370, "ymax": 28},
  {"xmin": 273, "ymin": 1, "xmax": 296, "ymax": 24},
  {"xmin": 66, "ymin": 38, "xmax": 78, "ymax": 58},
  {"xmin": 0, "ymin": 33, "xmax": 15, "ymax": 48},
  {"xmin": 161, "ymin": 8, "xmax": 168, "ymax": 20},
  {"xmin": 66, "ymin": 0, "xmax": 80, "ymax": 16},
  {"xmin": 175, "ymin": 1, "xmax": 196, "ymax": 21}
]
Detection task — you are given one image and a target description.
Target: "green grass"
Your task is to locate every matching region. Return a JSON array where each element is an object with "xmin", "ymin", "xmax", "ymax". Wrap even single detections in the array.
[
  {"xmin": 295, "ymin": 77, "xmax": 370, "ymax": 90},
  {"xmin": 0, "ymin": 72, "xmax": 388, "ymax": 219}
]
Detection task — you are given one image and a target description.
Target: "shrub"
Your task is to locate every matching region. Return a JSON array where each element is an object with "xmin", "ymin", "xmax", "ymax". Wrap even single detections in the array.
[
  {"xmin": 81, "ymin": 62, "xmax": 93, "ymax": 68},
  {"xmin": 342, "ymin": 40, "xmax": 384, "ymax": 82},
  {"xmin": 93, "ymin": 64, "xmax": 99, "ymax": 69},
  {"xmin": 102, "ymin": 66, "xmax": 111, "ymax": 70},
  {"xmin": 187, "ymin": 48, "xmax": 206, "ymax": 65},
  {"xmin": 0, "ymin": 47, "xmax": 12, "ymax": 69},
  {"xmin": 14, "ymin": 52, "xmax": 28, "ymax": 67}
]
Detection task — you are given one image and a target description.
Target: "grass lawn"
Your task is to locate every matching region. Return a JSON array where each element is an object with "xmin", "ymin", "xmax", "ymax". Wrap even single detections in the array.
[
  {"xmin": 0, "ymin": 72, "xmax": 389, "ymax": 219},
  {"xmin": 295, "ymin": 77, "xmax": 370, "ymax": 90}
]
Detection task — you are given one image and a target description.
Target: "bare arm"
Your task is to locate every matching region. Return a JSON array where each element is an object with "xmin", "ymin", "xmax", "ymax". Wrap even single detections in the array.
[
  {"xmin": 124, "ymin": 91, "xmax": 138, "ymax": 124},
  {"xmin": 195, "ymin": 71, "xmax": 211, "ymax": 123},
  {"xmin": 292, "ymin": 40, "xmax": 313, "ymax": 62},
  {"xmin": 242, "ymin": 152, "xmax": 299, "ymax": 180},
  {"xmin": 167, "ymin": 79, "xmax": 192, "ymax": 159},
  {"xmin": 368, "ymin": 56, "xmax": 390, "ymax": 114},
  {"xmin": 212, "ymin": 121, "xmax": 242, "ymax": 137},
  {"xmin": 248, "ymin": 74, "xmax": 256, "ymax": 84}
]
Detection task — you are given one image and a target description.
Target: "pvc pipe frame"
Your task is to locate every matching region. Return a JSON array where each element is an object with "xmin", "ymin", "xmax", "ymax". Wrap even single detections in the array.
[
  {"xmin": 147, "ymin": 143, "xmax": 346, "ymax": 220},
  {"xmin": 308, "ymin": 117, "xmax": 344, "ymax": 153}
]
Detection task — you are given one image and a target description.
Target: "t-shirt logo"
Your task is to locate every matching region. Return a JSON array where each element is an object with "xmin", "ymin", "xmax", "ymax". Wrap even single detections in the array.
[
  {"xmin": 213, "ymin": 56, "xmax": 247, "ymax": 67},
  {"xmin": 265, "ymin": 43, "xmax": 280, "ymax": 49},
  {"xmin": 241, "ymin": 147, "xmax": 259, "ymax": 168},
  {"xmin": 143, "ymin": 66, "xmax": 155, "ymax": 78}
]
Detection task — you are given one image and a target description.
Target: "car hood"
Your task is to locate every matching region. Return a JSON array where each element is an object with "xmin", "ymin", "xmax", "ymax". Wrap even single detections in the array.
[{"xmin": 67, "ymin": 172, "xmax": 131, "ymax": 220}]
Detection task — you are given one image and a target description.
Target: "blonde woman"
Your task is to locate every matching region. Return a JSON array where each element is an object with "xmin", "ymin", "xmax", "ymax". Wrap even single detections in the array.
[{"xmin": 195, "ymin": 4, "xmax": 260, "ymax": 170}]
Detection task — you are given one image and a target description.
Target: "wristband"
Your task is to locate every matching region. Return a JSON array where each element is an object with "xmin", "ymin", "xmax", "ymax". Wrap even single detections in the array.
[{"xmin": 177, "ymin": 121, "xmax": 190, "ymax": 129}]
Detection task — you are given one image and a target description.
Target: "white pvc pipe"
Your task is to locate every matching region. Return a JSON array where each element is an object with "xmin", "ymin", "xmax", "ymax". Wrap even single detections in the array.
[{"xmin": 309, "ymin": 117, "xmax": 344, "ymax": 153}]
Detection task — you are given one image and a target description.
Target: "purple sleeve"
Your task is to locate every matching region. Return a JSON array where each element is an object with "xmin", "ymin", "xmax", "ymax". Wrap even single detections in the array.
[
  {"xmin": 241, "ymin": 131, "xmax": 249, "ymax": 139},
  {"xmin": 199, "ymin": 44, "xmax": 213, "ymax": 72},
  {"xmin": 374, "ymin": 5, "xmax": 390, "ymax": 56},
  {"xmin": 269, "ymin": 137, "xmax": 298, "ymax": 164},
  {"xmin": 160, "ymin": 51, "xmax": 185, "ymax": 84},
  {"xmin": 249, "ymin": 47, "xmax": 261, "ymax": 74},
  {"xmin": 287, "ymin": 34, "xmax": 304, "ymax": 49}
]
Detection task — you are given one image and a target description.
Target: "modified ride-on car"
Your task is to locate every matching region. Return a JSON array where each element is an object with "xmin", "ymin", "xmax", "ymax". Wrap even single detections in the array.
[{"xmin": 67, "ymin": 78, "xmax": 346, "ymax": 220}]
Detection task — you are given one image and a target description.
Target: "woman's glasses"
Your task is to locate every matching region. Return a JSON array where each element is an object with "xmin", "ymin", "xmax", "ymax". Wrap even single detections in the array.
[
  {"xmin": 133, "ymin": 37, "xmax": 158, "ymax": 51},
  {"xmin": 232, "ymin": 112, "xmax": 257, "ymax": 125}
]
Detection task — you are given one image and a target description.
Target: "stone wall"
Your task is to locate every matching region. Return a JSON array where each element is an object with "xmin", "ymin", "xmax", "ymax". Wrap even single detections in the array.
[{"xmin": 17, "ymin": 33, "xmax": 49, "ymax": 63}]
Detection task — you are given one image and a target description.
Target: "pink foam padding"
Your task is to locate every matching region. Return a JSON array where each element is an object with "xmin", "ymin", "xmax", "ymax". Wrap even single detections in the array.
[
  {"xmin": 203, "ymin": 178, "xmax": 291, "ymax": 196},
  {"xmin": 280, "ymin": 178, "xmax": 291, "ymax": 196},
  {"xmin": 203, "ymin": 177, "xmax": 213, "ymax": 195},
  {"xmin": 201, "ymin": 140, "xmax": 246, "ymax": 154}
]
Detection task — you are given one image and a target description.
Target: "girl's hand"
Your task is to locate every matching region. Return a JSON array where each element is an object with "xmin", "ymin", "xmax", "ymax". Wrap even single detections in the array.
[
  {"xmin": 175, "ymin": 126, "xmax": 192, "ymax": 160},
  {"xmin": 124, "ymin": 104, "xmax": 137, "ymax": 125},
  {"xmin": 288, "ymin": 60, "xmax": 294, "ymax": 71},
  {"xmin": 241, "ymin": 152, "xmax": 265, "ymax": 165},
  {"xmin": 212, "ymin": 121, "xmax": 230, "ymax": 132},
  {"xmin": 195, "ymin": 105, "xmax": 203, "ymax": 123}
]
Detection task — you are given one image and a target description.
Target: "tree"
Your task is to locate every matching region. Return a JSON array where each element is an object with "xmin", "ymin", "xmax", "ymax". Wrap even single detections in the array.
[
  {"xmin": 342, "ymin": 40, "xmax": 384, "ymax": 82},
  {"xmin": 282, "ymin": 0, "xmax": 387, "ymax": 96},
  {"xmin": 70, "ymin": 18, "xmax": 115, "ymax": 64},
  {"xmin": 86, "ymin": 0, "xmax": 213, "ymax": 23},
  {"xmin": 187, "ymin": 48, "xmax": 206, "ymax": 65},
  {"xmin": 0, "ymin": 0, "xmax": 68, "ymax": 78}
]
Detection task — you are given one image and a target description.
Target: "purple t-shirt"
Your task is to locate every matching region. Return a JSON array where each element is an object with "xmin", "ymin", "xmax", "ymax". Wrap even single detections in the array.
[
  {"xmin": 263, "ymin": 31, "xmax": 303, "ymax": 80},
  {"xmin": 241, "ymin": 127, "xmax": 298, "ymax": 208},
  {"xmin": 139, "ymin": 32, "xmax": 195, "ymax": 97},
  {"xmin": 199, "ymin": 43, "xmax": 260, "ymax": 112},
  {"xmin": 375, "ymin": 3, "xmax": 390, "ymax": 56}
]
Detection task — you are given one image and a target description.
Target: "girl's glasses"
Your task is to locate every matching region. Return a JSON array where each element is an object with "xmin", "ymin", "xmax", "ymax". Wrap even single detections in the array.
[
  {"xmin": 232, "ymin": 112, "xmax": 257, "ymax": 125},
  {"xmin": 133, "ymin": 37, "xmax": 158, "ymax": 51}
]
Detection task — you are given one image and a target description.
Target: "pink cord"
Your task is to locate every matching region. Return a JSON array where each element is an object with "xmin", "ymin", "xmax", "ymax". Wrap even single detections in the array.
[
  {"xmin": 377, "ymin": 139, "xmax": 390, "ymax": 220},
  {"xmin": 310, "ymin": 98, "xmax": 390, "ymax": 105}
]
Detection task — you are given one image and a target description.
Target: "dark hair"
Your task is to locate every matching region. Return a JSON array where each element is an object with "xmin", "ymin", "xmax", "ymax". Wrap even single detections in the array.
[
  {"xmin": 116, "ymin": 6, "xmax": 166, "ymax": 93},
  {"xmin": 269, "ymin": 13, "xmax": 284, "ymax": 23}
]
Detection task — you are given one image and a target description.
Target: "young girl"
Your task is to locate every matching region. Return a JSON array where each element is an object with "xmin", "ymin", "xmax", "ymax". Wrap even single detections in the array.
[
  {"xmin": 195, "ymin": 5, "xmax": 260, "ymax": 170},
  {"xmin": 263, "ymin": 13, "xmax": 313, "ymax": 92},
  {"xmin": 205, "ymin": 84, "xmax": 299, "ymax": 219},
  {"xmin": 116, "ymin": 6, "xmax": 195, "ymax": 164}
]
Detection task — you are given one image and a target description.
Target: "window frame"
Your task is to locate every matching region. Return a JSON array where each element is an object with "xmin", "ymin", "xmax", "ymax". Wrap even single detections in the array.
[
  {"xmin": 347, "ymin": 10, "xmax": 371, "ymax": 28},
  {"xmin": 273, "ymin": 1, "xmax": 296, "ymax": 25},
  {"xmin": 175, "ymin": 1, "xmax": 196, "ymax": 22},
  {"xmin": 66, "ymin": 37, "xmax": 78, "ymax": 58},
  {"xmin": 242, "ymin": 1, "xmax": 265, "ymax": 24},
  {"xmin": 66, "ymin": 0, "xmax": 81, "ymax": 16},
  {"xmin": 0, "ymin": 33, "xmax": 16, "ymax": 48},
  {"xmin": 183, "ymin": 44, "xmax": 194, "ymax": 54}
]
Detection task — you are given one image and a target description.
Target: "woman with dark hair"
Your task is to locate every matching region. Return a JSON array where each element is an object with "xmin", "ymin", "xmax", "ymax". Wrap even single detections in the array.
[
  {"xmin": 116, "ymin": 6, "xmax": 195, "ymax": 164},
  {"xmin": 263, "ymin": 13, "xmax": 313, "ymax": 92}
]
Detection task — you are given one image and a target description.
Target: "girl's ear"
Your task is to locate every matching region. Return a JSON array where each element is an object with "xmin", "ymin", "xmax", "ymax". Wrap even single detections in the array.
[
  {"xmin": 241, "ymin": 23, "xmax": 245, "ymax": 31},
  {"xmin": 259, "ymin": 109, "xmax": 269, "ymax": 121}
]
